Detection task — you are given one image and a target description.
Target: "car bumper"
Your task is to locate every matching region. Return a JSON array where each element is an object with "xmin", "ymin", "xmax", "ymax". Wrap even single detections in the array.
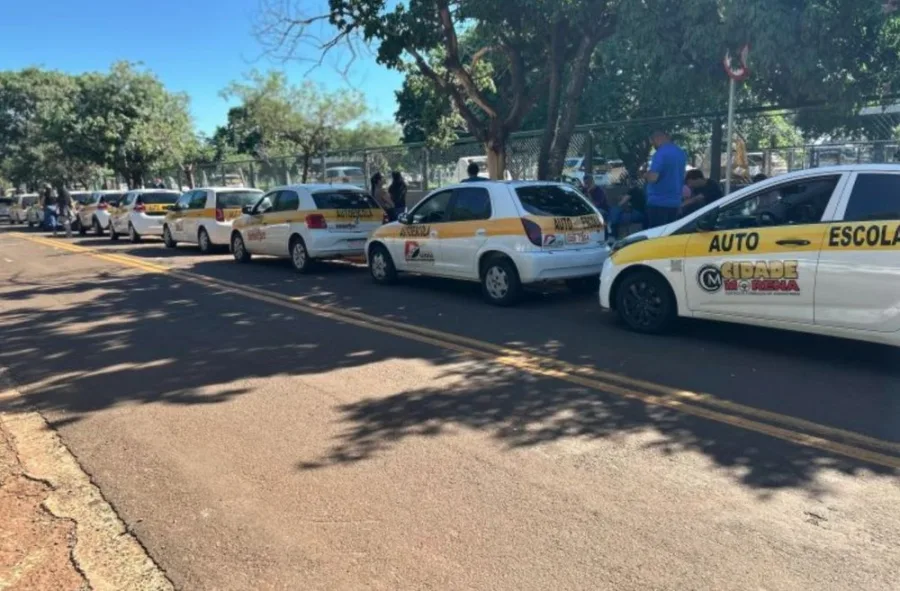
[
  {"xmin": 308, "ymin": 233, "xmax": 369, "ymax": 259},
  {"xmin": 599, "ymin": 258, "xmax": 616, "ymax": 309},
  {"xmin": 516, "ymin": 245, "xmax": 611, "ymax": 284},
  {"xmin": 206, "ymin": 222, "xmax": 235, "ymax": 245},
  {"xmin": 133, "ymin": 215, "xmax": 166, "ymax": 236}
]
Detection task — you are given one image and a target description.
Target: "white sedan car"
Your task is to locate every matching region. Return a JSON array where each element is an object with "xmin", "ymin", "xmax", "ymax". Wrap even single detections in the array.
[{"xmin": 600, "ymin": 164, "xmax": 900, "ymax": 346}]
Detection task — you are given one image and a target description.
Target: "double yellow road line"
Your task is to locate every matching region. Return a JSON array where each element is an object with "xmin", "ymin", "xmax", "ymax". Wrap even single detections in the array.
[{"xmin": 17, "ymin": 233, "xmax": 900, "ymax": 470}]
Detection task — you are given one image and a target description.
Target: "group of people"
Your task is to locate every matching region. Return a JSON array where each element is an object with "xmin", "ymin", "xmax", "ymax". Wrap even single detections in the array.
[
  {"xmin": 370, "ymin": 171, "xmax": 408, "ymax": 221},
  {"xmin": 39, "ymin": 184, "xmax": 77, "ymax": 237},
  {"xmin": 582, "ymin": 130, "xmax": 768, "ymax": 239}
]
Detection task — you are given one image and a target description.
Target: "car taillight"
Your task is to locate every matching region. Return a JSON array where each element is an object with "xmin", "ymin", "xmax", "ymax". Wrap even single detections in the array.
[
  {"xmin": 97, "ymin": 202, "xmax": 108, "ymax": 210},
  {"xmin": 306, "ymin": 213, "xmax": 327, "ymax": 229},
  {"xmin": 215, "ymin": 208, "xmax": 225, "ymax": 222},
  {"xmin": 521, "ymin": 218, "xmax": 542, "ymax": 247},
  {"xmin": 382, "ymin": 211, "xmax": 390, "ymax": 224},
  {"xmin": 134, "ymin": 203, "xmax": 145, "ymax": 213}
]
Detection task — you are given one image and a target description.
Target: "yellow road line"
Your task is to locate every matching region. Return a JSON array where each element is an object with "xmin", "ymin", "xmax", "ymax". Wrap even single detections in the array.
[{"xmin": 12, "ymin": 232, "xmax": 900, "ymax": 470}]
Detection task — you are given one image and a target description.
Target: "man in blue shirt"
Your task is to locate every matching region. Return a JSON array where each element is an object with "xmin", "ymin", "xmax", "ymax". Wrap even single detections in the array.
[{"xmin": 643, "ymin": 131, "xmax": 686, "ymax": 228}]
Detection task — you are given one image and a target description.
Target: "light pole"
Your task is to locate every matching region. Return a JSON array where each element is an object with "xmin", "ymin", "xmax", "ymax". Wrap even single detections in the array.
[{"xmin": 723, "ymin": 45, "xmax": 750, "ymax": 194}]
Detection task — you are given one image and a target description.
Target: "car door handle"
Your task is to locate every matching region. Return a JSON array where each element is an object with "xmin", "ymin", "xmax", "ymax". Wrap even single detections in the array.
[
  {"xmin": 475, "ymin": 229, "xmax": 486, "ymax": 237},
  {"xmin": 776, "ymin": 239, "xmax": 810, "ymax": 246}
]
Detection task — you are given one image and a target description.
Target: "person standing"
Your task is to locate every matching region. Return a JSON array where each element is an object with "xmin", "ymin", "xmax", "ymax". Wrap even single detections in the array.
[
  {"xmin": 388, "ymin": 171, "xmax": 408, "ymax": 216},
  {"xmin": 55, "ymin": 186, "xmax": 75, "ymax": 238},
  {"xmin": 40, "ymin": 184, "xmax": 57, "ymax": 231},
  {"xmin": 371, "ymin": 173, "xmax": 395, "ymax": 220},
  {"xmin": 643, "ymin": 130, "xmax": 686, "ymax": 228}
]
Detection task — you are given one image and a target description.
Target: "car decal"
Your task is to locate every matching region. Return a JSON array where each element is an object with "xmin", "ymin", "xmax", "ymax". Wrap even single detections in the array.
[{"xmin": 233, "ymin": 209, "xmax": 385, "ymax": 230}]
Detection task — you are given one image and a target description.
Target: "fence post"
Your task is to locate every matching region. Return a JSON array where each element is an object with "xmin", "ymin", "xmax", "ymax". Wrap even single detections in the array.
[
  {"xmin": 710, "ymin": 117, "xmax": 723, "ymax": 183},
  {"xmin": 585, "ymin": 132, "xmax": 594, "ymax": 176},
  {"xmin": 422, "ymin": 148, "xmax": 430, "ymax": 191},
  {"xmin": 363, "ymin": 150, "xmax": 370, "ymax": 185},
  {"xmin": 320, "ymin": 153, "xmax": 327, "ymax": 183},
  {"xmin": 249, "ymin": 162, "xmax": 256, "ymax": 188}
]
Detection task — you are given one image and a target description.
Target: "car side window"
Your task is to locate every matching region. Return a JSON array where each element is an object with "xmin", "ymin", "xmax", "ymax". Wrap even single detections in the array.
[
  {"xmin": 711, "ymin": 175, "xmax": 839, "ymax": 230},
  {"xmin": 412, "ymin": 190, "xmax": 453, "ymax": 224},
  {"xmin": 175, "ymin": 193, "xmax": 192, "ymax": 210},
  {"xmin": 274, "ymin": 190, "xmax": 299, "ymax": 212},
  {"xmin": 843, "ymin": 173, "xmax": 900, "ymax": 221},
  {"xmin": 189, "ymin": 191, "xmax": 207, "ymax": 209},
  {"xmin": 122, "ymin": 193, "xmax": 135, "ymax": 207},
  {"xmin": 255, "ymin": 192, "xmax": 276, "ymax": 214},
  {"xmin": 449, "ymin": 187, "xmax": 492, "ymax": 222}
]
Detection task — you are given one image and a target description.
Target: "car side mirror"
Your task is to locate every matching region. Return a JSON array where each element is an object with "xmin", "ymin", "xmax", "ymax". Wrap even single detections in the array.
[
  {"xmin": 167, "ymin": 205, "xmax": 176, "ymax": 212},
  {"xmin": 397, "ymin": 212, "xmax": 411, "ymax": 225},
  {"xmin": 241, "ymin": 205, "xmax": 254, "ymax": 215},
  {"xmin": 695, "ymin": 211, "xmax": 718, "ymax": 232}
]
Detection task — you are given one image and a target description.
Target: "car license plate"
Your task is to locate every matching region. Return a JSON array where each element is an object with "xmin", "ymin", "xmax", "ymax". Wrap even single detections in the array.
[{"xmin": 566, "ymin": 232, "xmax": 590, "ymax": 245}]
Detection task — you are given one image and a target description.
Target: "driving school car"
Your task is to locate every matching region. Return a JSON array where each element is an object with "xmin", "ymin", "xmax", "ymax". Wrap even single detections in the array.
[
  {"xmin": 109, "ymin": 189, "xmax": 181, "ymax": 243},
  {"xmin": 7, "ymin": 194, "xmax": 38, "ymax": 224},
  {"xmin": 366, "ymin": 181, "xmax": 610, "ymax": 306},
  {"xmin": 600, "ymin": 164, "xmax": 900, "ymax": 347},
  {"xmin": 76, "ymin": 190, "xmax": 125, "ymax": 236},
  {"xmin": 230, "ymin": 184, "xmax": 385, "ymax": 272},
  {"xmin": 163, "ymin": 187, "xmax": 263, "ymax": 253}
]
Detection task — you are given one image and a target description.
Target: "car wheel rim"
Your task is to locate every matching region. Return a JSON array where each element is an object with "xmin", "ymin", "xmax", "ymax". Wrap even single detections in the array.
[
  {"xmin": 371, "ymin": 252, "xmax": 387, "ymax": 279},
  {"xmin": 234, "ymin": 237, "xmax": 244, "ymax": 258},
  {"xmin": 622, "ymin": 281, "xmax": 663, "ymax": 327},
  {"xmin": 485, "ymin": 266, "xmax": 509, "ymax": 300},
  {"xmin": 200, "ymin": 232, "xmax": 208, "ymax": 250},
  {"xmin": 293, "ymin": 243, "xmax": 307, "ymax": 269}
]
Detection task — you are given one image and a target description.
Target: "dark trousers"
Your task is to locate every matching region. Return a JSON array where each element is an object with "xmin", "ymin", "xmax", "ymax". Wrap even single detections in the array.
[{"xmin": 646, "ymin": 205, "xmax": 679, "ymax": 228}]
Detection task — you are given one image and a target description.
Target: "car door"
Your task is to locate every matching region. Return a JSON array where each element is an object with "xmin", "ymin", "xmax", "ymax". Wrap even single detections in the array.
[
  {"xmin": 440, "ymin": 186, "xmax": 494, "ymax": 279},
  {"xmin": 240, "ymin": 192, "xmax": 276, "ymax": 255},
  {"xmin": 390, "ymin": 190, "xmax": 453, "ymax": 274},
  {"xmin": 816, "ymin": 171, "xmax": 900, "ymax": 333},
  {"xmin": 264, "ymin": 189, "xmax": 299, "ymax": 256},
  {"xmin": 185, "ymin": 190, "xmax": 209, "ymax": 241},
  {"xmin": 682, "ymin": 173, "xmax": 845, "ymax": 325},
  {"xmin": 114, "ymin": 193, "xmax": 135, "ymax": 232},
  {"xmin": 169, "ymin": 192, "xmax": 192, "ymax": 240}
]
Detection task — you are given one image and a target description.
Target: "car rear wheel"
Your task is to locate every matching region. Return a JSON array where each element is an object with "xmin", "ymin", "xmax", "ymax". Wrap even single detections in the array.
[
  {"xmin": 615, "ymin": 270, "xmax": 676, "ymax": 334},
  {"xmin": 232, "ymin": 233, "xmax": 251, "ymax": 263},
  {"xmin": 290, "ymin": 237, "xmax": 312, "ymax": 273},
  {"xmin": 368, "ymin": 244, "xmax": 397, "ymax": 285},
  {"xmin": 110, "ymin": 224, "xmax": 119, "ymax": 241},
  {"xmin": 481, "ymin": 256, "xmax": 522, "ymax": 306},
  {"xmin": 163, "ymin": 225, "xmax": 177, "ymax": 248},
  {"xmin": 566, "ymin": 276, "xmax": 600, "ymax": 295},
  {"xmin": 78, "ymin": 219, "xmax": 87, "ymax": 235},
  {"xmin": 129, "ymin": 223, "xmax": 141, "ymax": 243},
  {"xmin": 198, "ymin": 228, "xmax": 212, "ymax": 254},
  {"xmin": 93, "ymin": 217, "xmax": 104, "ymax": 236}
]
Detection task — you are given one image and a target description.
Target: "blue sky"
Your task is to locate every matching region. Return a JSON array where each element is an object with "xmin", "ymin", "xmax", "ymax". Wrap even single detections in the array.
[{"xmin": 0, "ymin": 0, "xmax": 404, "ymax": 135}]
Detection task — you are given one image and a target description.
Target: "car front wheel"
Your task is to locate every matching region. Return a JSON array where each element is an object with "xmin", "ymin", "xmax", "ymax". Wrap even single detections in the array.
[
  {"xmin": 368, "ymin": 244, "xmax": 397, "ymax": 285},
  {"xmin": 232, "ymin": 233, "xmax": 251, "ymax": 263},
  {"xmin": 163, "ymin": 225, "xmax": 177, "ymax": 248},
  {"xmin": 614, "ymin": 270, "xmax": 676, "ymax": 334}
]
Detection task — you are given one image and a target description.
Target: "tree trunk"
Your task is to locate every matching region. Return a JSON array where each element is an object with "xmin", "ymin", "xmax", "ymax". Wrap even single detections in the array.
[
  {"xmin": 537, "ymin": 21, "xmax": 566, "ymax": 180},
  {"xmin": 301, "ymin": 153, "xmax": 311, "ymax": 183},
  {"xmin": 485, "ymin": 139, "xmax": 508, "ymax": 180},
  {"xmin": 545, "ymin": 34, "xmax": 598, "ymax": 179},
  {"xmin": 183, "ymin": 165, "xmax": 196, "ymax": 189}
]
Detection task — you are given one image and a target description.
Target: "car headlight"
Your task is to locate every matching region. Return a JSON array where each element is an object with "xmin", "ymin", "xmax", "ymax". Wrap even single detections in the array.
[{"xmin": 611, "ymin": 235, "xmax": 648, "ymax": 254}]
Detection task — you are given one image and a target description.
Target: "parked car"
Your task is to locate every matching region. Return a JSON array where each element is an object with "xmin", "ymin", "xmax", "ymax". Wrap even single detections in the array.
[
  {"xmin": 163, "ymin": 187, "xmax": 263, "ymax": 253},
  {"xmin": 76, "ymin": 191, "xmax": 125, "ymax": 236},
  {"xmin": 0, "ymin": 196, "xmax": 13, "ymax": 222},
  {"xmin": 8, "ymin": 194, "xmax": 38, "ymax": 224}
]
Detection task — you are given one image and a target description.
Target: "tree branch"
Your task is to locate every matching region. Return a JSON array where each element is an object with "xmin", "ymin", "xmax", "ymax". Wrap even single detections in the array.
[
  {"xmin": 435, "ymin": 1, "xmax": 498, "ymax": 119},
  {"xmin": 408, "ymin": 49, "xmax": 486, "ymax": 142}
]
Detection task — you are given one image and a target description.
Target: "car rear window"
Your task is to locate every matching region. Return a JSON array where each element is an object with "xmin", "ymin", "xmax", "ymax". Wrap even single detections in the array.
[
  {"xmin": 72, "ymin": 193, "xmax": 93, "ymax": 205},
  {"xmin": 137, "ymin": 192, "xmax": 179, "ymax": 204},
  {"xmin": 100, "ymin": 193, "xmax": 125, "ymax": 205},
  {"xmin": 216, "ymin": 190, "xmax": 263, "ymax": 209},
  {"xmin": 312, "ymin": 190, "xmax": 380, "ymax": 210},
  {"xmin": 515, "ymin": 185, "xmax": 595, "ymax": 217},
  {"xmin": 23, "ymin": 196, "xmax": 37, "ymax": 207},
  {"xmin": 0, "ymin": 197, "xmax": 13, "ymax": 205}
]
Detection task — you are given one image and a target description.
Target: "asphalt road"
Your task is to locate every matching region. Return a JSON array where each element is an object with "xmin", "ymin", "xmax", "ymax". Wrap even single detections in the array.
[{"xmin": 1, "ymin": 225, "xmax": 898, "ymax": 590}]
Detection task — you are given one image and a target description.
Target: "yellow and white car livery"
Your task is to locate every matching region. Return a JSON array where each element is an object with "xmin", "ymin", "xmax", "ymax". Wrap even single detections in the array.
[
  {"xmin": 230, "ymin": 183, "xmax": 385, "ymax": 272},
  {"xmin": 366, "ymin": 181, "xmax": 610, "ymax": 305},
  {"xmin": 163, "ymin": 187, "xmax": 263, "ymax": 253},
  {"xmin": 7, "ymin": 194, "xmax": 38, "ymax": 225},
  {"xmin": 109, "ymin": 189, "xmax": 181, "ymax": 243},
  {"xmin": 76, "ymin": 190, "xmax": 125, "ymax": 236},
  {"xmin": 600, "ymin": 164, "xmax": 900, "ymax": 346}
]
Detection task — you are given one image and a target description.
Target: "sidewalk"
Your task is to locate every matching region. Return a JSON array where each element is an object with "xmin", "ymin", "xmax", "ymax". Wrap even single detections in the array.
[{"xmin": 1, "ymin": 372, "xmax": 172, "ymax": 591}]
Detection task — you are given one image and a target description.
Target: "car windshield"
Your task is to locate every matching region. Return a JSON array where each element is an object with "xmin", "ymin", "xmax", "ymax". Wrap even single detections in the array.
[
  {"xmin": 72, "ymin": 193, "xmax": 93, "ymax": 205},
  {"xmin": 23, "ymin": 197, "xmax": 37, "ymax": 207},
  {"xmin": 138, "ymin": 192, "xmax": 179, "ymax": 204},
  {"xmin": 0, "ymin": 197, "xmax": 13, "ymax": 205},
  {"xmin": 217, "ymin": 190, "xmax": 263, "ymax": 209},
  {"xmin": 312, "ymin": 190, "xmax": 380, "ymax": 210},
  {"xmin": 515, "ymin": 184, "xmax": 595, "ymax": 217}
]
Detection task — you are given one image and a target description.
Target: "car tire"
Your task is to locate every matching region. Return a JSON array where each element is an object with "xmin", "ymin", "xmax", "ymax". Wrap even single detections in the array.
[
  {"xmin": 110, "ymin": 224, "xmax": 119, "ymax": 241},
  {"xmin": 129, "ymin": 223, "xmax": 141, "ymax": 243},
  {"xmin": 566, "ymin": 276, "xmax": 600, "ymax": 295},
  {"xmin": 28, "ymin": 221, "xmax": 34, "ymax": 228},
  {"xmin": 481, "ymin": 255, "xmax": 522, "ymax": 306},
  {"xmin": 163, "ymin": 225, "xmax": 177, "ymax": 249},
  {"xmin": 289, "ymin": 236, "xmax": 313, "ymax": 273},
  {"xmin": 614, "ymin": 270, "xmax": 676, "ymax": 334},
  {"xmin": 231, "ymin": 233, "xmax": 251, "ymax": 263},
  {"xmin": 368, "ymin": 244, "xmax": 397, "ymax": 285},
  {"xmin": 78, "ymin": 219, "xmax": 87, "ymax": 235},
  {"xmin": 93, "ymin": 217, "xmax": 104, "ymax": 236},
  {"xmin": 198, "ymin": 228, "xmax": 212, "ymax": 254}
]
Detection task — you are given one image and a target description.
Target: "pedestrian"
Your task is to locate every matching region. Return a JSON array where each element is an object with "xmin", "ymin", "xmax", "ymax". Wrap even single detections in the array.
[
  {"xmin": 680, "ymin": 169, "xmax": 724, "ymax": 218},
  {"xmin": 583, "ymin": 174, "xmax": 609, "ymax": 216},
  {"xmin": 370, "ymin": 173, "xmax": 395, "ymax": 220},
  {"xmin": 388, "ymin": 171, "xmax": 408, "ymax": 215},
  {"xmin": 461, "ymin": 161, "xmax": 481, "ymax": 182},
  {"xmin": 40, "ymin": 184, "xmax": 57, "ymax": 232},
  {"xmin": 55, "ymin": 185, "xmax": 75, "ymax": 238},
  {"xmin": 643, "ymin": 130, "xmax": 687, "ymax": 228}
]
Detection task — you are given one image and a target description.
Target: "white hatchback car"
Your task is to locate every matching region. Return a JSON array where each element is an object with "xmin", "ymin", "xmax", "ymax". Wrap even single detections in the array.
[
  {"xmin": 109, "ymin": 189, "xmax": 181, "ymax": 243},
  {"xmin": 366, "ymin": 181, "xmax": 610, "ymax": 305},
  {"xmin": 7, "ymin": 194, "xmax": 38, "ymax": 225},
  {"xmin": 76, "ymin": 190, "xmax": 125, "ymax": 236},
  {"xmin": 230, "ymin": 184, "xmax": 385, "ymax": 271},
  {"xmin": 163, "ymin": 187, "xmax": 263, "ymax": 253},
  {"xmin": 600, "ymin": 164, "xmax": 900, "ymax": 346}
]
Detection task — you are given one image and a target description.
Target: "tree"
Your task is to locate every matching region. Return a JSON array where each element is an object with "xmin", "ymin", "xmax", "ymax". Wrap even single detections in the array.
[
  {"xmin": 334, "ymin": 121, "xmax": 401, "ymax": 150},
  {"xmin": 254, "ymin": 0, "xmax": 618, "ymax": 179},
  {"xmin": 221, "ymin": 71, "xmax": 368, "ymax": 182},
  {"xmin": 71, "ymin": 62, "xmax": 194, "ymax": 188}
]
